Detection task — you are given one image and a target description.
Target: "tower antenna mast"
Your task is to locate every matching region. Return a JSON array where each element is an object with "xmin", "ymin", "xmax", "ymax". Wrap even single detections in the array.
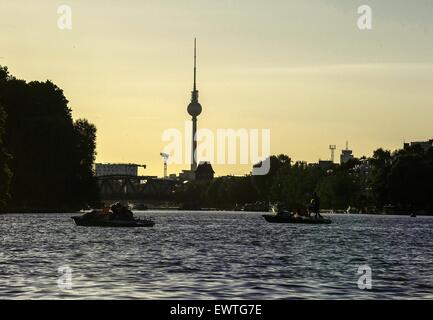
[{"xmin": 193, "ymin": 37, "xmax": 197, "ymax": 92}]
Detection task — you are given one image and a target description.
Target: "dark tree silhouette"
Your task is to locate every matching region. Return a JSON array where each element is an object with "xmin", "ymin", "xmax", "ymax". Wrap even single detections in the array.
[
  {"xmin": 72, "ymin": 119, "xmax": 100, "ymax": 208},
  {"xmin": 369, "ymin": 148, "xmax": 392, "ymax": 209},
  {"xmin": 0, "ymin": 102, "xmax": 12, "ymax": 210},
  {"xmin": 0, "ymin": 66, "xmax": 99, "ymax": 211}
]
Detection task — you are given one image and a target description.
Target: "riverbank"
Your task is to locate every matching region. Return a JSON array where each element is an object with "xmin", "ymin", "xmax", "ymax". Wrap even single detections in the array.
[
  {"xmin": 2, "ymin": 209, "xmax": 433, "ymax": 216},
  {"xmin": 1, "ymin": 208, "xmax": 80, "ymax": 214}
]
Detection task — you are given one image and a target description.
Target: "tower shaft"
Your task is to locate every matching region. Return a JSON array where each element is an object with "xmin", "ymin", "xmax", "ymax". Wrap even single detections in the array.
[
  {"xmin": 191, "ymin": 116, "xmax": 197, "ymax": 171},
  {"xmin": 191, "ymin": 38, "xmax": 198, "ymax": 172}
]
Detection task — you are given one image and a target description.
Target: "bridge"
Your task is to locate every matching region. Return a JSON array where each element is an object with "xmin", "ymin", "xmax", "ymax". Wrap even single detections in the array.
[{"xmin": 96, "ymin": 175, "xmax": 179, "ymax": 202}]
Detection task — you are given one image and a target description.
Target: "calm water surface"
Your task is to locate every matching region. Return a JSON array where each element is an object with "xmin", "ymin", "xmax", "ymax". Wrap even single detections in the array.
[{"xmin": 1, "ymin": 211, "xmax": 433, "ymax": 299}]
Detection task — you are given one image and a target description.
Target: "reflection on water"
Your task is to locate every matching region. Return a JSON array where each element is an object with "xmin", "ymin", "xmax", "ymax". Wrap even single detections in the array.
[{"xmin": 1, "ymin": 211, "xmax": 433, "ymax": 299}]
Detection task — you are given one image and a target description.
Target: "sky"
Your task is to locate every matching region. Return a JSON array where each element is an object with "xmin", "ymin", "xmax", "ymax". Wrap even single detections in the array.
[{"xmin": 1, "ymin": 0, "xmax": 433, "ymax": 177}]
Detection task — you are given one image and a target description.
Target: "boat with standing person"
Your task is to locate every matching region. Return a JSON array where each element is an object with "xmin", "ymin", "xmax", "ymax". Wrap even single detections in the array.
[{"xmin": 264, "ymin": 193, "xmax": 332, "ymax": 224}]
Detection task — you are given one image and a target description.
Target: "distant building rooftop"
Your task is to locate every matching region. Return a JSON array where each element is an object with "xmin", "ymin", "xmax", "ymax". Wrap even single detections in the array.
[
  {"xmin": 404, "ymin": 139, "xmax": 433, "ymax": 152},
  {"xmin": 95, "ymin": 163, "xmax": 146, "ymax": 177},
  {"xmin": 195, "ymin": 162, "xmax": 215, "ymax": 181},
  {"xmin": 317, "ymin": 160, "xmax": 334, "ymax": 170}
]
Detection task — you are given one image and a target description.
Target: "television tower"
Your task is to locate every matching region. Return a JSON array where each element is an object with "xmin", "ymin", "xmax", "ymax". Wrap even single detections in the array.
[{"xmin": 186, "ymin": 38, "xmax": 202, "ymax": 172}]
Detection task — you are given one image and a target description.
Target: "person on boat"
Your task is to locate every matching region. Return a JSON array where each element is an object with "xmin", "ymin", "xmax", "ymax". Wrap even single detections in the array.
[
  {"xmin": 310, "ymin": 192, "xmax": 323, "ymax": 219},
  {"xmin": 293, "ymin": 208, "xmax": 303, "ymax": 219},
  {"xmin": 275, "ymin": 202, "xmax": 291, "ymax": 217},
  {"xmin": 109, "ymin": 202, "xmax": 134, "ymax": 221},
  {"xmin": 121, "ymin": 206, "xmax": 133, "ymax": 220},
  {"xmin": 102, "ymin": 206, "xmax": 111, "ymax": 215}
]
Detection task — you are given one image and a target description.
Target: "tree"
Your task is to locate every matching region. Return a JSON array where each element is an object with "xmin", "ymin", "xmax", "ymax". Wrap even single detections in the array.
[
  {"xmin": 272, "ymin": 161, "xmax": 325, "ymax": 209},
  {"xmin": 252, "ymin": 154, "xmax": 291, "ymax": 201},
  {"xmin": 0, "ymin": 65, "xmax": 99, "ymax": 210},
  {"xmin": 388, "ymin": 154, "xmax": 430, "ymax": 211},
  {"xmin": 0, "ymin": 103, "xmax": 12, "ymax": 210},
  {"xmin": 73, "ymin": 119, "xmax": 100, "ymax": 207},
  {"xmin": 368, "ymin": 148, "xmax": 392, "ymax": 209},
  {"xmin": 316, "ymin": 171, "xmax": 359, "ymax": 209}
]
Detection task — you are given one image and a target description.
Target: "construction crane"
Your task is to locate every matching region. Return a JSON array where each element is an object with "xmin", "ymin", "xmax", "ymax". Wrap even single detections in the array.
[
  {"xmin": 329, "ymin": 145, "xmax": 336, "ymax": 163},
  {"xmin": 160, "ymin": 153, "xmax": 169, "ymax": 179}
]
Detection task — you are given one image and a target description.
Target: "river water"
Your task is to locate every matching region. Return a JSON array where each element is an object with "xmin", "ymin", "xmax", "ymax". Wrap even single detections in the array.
[{"xmin": 1, "ymin": 211, "xmax": 433, "ymax": 299}]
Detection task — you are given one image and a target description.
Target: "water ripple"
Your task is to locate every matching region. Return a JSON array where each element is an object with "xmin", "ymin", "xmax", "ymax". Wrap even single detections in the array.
[{"xmin": 1, "ymin": 212, "xmax": 433, "ymax": 299}]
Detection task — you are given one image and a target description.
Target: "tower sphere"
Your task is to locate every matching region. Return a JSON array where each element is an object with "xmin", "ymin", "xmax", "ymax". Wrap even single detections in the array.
[{"xmin": 187, "ymin": 101, "xmax": 202, "ymax": 116}]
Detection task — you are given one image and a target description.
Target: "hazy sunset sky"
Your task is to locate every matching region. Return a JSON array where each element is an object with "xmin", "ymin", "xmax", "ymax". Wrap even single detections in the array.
[{"xmin": 1, "ymin": 0, "xmax": 433, "ymax": 176}]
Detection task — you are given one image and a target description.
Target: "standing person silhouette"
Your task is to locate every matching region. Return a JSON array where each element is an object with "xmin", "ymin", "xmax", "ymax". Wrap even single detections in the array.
[{"xmin": 311, "ymin": 192, "xmax": 323, "ymax": 219}]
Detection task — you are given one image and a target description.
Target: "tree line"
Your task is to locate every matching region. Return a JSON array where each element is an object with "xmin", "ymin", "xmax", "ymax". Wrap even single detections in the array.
[
  {"xmin": 0, "ymin": 66, "xmax": 99, "ymax": 212},
  {"xmin": 1, "ymin": 64, "xmax": 432, "ymax": 214},
  {"xmin": 176, "ymin": 145, "xmax": 433, "ymax": 214}
]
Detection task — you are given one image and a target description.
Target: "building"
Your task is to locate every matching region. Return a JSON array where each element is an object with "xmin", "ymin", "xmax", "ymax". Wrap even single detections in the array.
[
  {"xmin": 340, "ymin": 142, "xmax": 354, "ymax": 164},
  {"xmin": 404, "ymin": 139, "xmax": 433, "ymax": 152},
  {"xmin": 95, "ymin": 163, "xmax": 145, "ymax": 177},
  {"xmin": 195, "ymin": 162, "xmax": 215, "ymax": 181},
  {"xmin": 179, "ymin": 169, "xmax": 196, "ymax": 181},
  {"xmin": 318, "ymin": 160, "xmax": 334, "ymax": 170}
]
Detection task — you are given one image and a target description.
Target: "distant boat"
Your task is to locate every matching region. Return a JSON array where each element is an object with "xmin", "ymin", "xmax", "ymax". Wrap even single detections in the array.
[
  {"xmin": 263, "ymin": 214, "xmax": 332, "ymax": 224},
  {"xmin": 410, "ymin": 213, "xmax": 417, "ymax": 218},
  {"xmin": 243, "ymin": 202, "xmax": 269, "ymax": 212}
]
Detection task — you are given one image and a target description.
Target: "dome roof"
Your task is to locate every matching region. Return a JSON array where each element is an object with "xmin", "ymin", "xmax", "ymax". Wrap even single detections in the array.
[{"xmin": 187, "ymin": 101, "xmax": 202, "ymax": 116}]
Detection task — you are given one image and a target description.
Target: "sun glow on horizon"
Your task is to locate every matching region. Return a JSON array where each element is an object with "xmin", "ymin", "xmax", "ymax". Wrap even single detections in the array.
[{"xmin": 1, "ymin": 0, "xmax": 433, "ymax": 177}]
